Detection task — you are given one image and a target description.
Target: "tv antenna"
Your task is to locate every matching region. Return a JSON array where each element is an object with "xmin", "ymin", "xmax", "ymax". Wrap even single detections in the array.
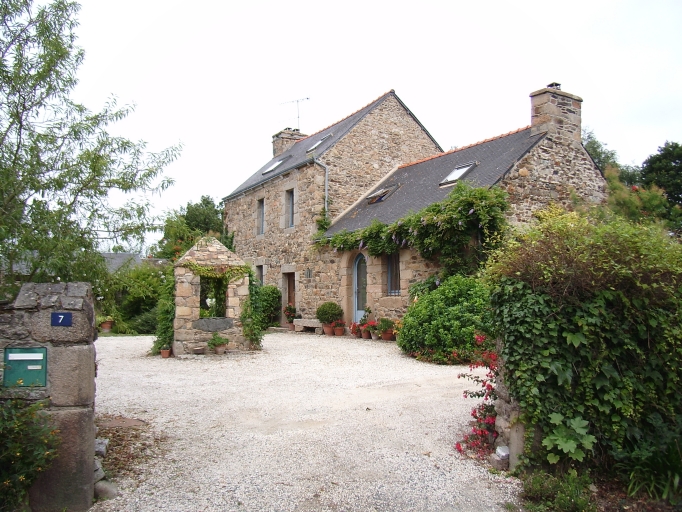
[{"xmin": 281, "ymin": 97, "xmax": 310, "ymax": 130}]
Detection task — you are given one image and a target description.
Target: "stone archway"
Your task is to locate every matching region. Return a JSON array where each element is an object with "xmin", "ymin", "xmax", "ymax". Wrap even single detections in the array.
[{"xmin": 172, "ymin": 237, "xmax": 252, "ymax": 355}]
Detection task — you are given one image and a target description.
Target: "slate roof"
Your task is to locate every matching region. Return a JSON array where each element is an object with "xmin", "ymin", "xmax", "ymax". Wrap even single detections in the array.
[
  {"xmin": 326, "ymin": 127, "xmax": 545, "ymax": 236},
  {"xmin": 102, "ymin": 253, "xmax": 141, "ymax": 273},
  {"xmin": 224, "ymin": 90, "xmax": 441, "ymax": 201}
]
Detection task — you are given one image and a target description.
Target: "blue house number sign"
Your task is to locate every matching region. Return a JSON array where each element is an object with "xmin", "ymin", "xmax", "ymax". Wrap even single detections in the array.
[{"xmin": 51, "ymin": 312, "xmax": 72, "ymax": 327}]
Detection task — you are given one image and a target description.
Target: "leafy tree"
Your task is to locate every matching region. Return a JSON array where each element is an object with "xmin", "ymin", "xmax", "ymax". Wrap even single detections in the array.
[
  {"xmin": 0, "ymin": 0, "xmax": 180, "ymax": 300},
  {"xmin": 582, "ymin": 129, "xmax": 619, "ymax": 172},
  {"xmin": 185, "ymin": 195, "xmax": 224, "ymax": 234},
  {"xmin": 153, "ymin": 196, "xmax": 233, "ymax": 260},
  {"xmin": 641, "ymin": 141, "xmax": 682, "ymax": 205}
]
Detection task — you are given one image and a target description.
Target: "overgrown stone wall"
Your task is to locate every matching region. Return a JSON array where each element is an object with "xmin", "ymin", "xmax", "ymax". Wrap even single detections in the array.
[
  {"xmin": 0, "ymin": 283, "xmax": 96, "ymax": 511},
  {"xmin": 173, "ymin": 238, "xmax": 251, "ymax": 354}
]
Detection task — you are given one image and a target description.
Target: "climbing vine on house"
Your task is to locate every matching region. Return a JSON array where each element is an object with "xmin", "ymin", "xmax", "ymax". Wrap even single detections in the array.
[{"xmin": 317, "ymin": 182, "xmax": 509, "ymax": 275}]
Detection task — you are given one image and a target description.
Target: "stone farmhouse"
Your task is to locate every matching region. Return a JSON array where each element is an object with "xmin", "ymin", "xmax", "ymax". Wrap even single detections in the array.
[{"xmin": 223, "ymin": 84, "xmax": 606, "ymax": 325}]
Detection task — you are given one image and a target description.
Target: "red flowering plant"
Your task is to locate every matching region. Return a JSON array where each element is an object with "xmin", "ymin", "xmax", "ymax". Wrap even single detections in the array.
[
  {"xmin": 350, "ymin": 322, "xmax": 361, "ymax": 335},
  {"xmin": 361, "ymin": 320, "xmax": 378, "ymax": 333},
  {"xmin": 455, "ymin": 332, "xmax": 500, "ymax": 458},
  {"xmin": 331, "ymin": 319, "xmax": 346, "ymax": 329},
  {"xmin": 283, "ymin": 303, "xmax": 297, "ymax": 323}
]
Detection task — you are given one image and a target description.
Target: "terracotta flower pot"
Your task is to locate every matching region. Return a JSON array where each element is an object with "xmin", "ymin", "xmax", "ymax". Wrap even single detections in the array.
[
  {"xmin": 381, "ymin": 329, "xmax": 394, "ymax": 341},
  {"xmin": 354, "ymin": 330, "xmax": 362, "ymax": 338},
  {"xmin": 323, "ymin": 324, "xmax": 334, "ymax": 336},
  {"xmin": 160, "ymin": 349, "xmax": 171, "ymax": 358},
  {"xmin": 288, "ymin": 322, "xmax": 296, "ymax": 331},
  {"xmin": 99, "ymin": 320, "xmax": 113, "ymax": 332},
  {"xmin": 334, "ymin": 327, "xmax": 345, "ymax": 336},
  {"xmin": 361, "ymin": 329, "xmax": 371, "ymax": 339},
  {"xmin": 371, "ymin": 332, "xmax": 379, "ymax": 340},
  {"xmin": 214, "ymin": 345, "xmax": 226, "ymax": 355}
]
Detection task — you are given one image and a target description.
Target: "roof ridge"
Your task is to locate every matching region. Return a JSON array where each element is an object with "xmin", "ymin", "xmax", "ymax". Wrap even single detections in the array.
[
  {"xmin": 398, "ymin": 125, "xmax": 531, "ymax": 169},
  {"xmin": 294, "ymin": 90, "xmax": 396, "ymax": 143}
]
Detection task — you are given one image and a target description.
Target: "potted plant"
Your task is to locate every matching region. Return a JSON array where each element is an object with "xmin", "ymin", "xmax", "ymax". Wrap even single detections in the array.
[
  {"xmin": 97, "ymin": 314, "xmax": 114, "ymax": 332},
  {"xmin": 207, "ymin": 333, "xmax": 229, "ymax": 355},
  {"xmin": 316, "ymin": 302, "xmax": 344, "ymax": 336},
  {"xmin": 350, "ymin": 322, "xmax": 362, "ymax": 337},
  {"xmin": 283, "ymin": 303, "xmax": 297, "ymax": 330},
  {"xmin": 160, "ymin": 344, "xmax": 171, "ymax": 358},
  {"xmin": 368, "ymin": 321, "xmax": 380, "ymax": 340},
  {"xmin": 377, "ymin": 318, "xmax": 395, "ymax": 341},
  {"xmin": 331, "ymin": 319, "xmax": 346, "ymax": 336},
  {"xmin": 362, "ymin": 320, "xmax": 377, "ymax": 339}
]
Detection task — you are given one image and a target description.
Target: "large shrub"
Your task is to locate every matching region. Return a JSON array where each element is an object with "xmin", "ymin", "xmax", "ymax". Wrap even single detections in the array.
[
  {"xmin": 486, "ymin": 211, "xmax": 682, "ymax": 474},
  {"xmin": 397, "ymin": 275, "xmax": 491, "ymax": 364}
]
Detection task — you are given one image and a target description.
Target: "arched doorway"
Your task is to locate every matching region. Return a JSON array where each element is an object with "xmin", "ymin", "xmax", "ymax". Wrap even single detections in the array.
[{"xmin": 353, "ymin": 254, "xmax": 367, "ymax": 322}]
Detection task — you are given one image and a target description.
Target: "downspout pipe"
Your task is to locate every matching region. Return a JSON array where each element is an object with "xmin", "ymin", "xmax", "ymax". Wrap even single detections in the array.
[{"xmin": 314, "ymin": 158, "xmax": 329, "ymax": 214}]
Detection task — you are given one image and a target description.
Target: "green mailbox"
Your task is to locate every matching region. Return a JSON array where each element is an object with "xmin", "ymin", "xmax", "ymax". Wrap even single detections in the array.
[{"xmin": 3, "ymin": 347, "xmax": 47, "ymax": 387}]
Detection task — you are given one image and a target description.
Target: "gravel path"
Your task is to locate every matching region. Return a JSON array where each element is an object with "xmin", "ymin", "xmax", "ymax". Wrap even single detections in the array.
[{"xmin": 91, "ymin": 332, "xmax": 521, "ymax": 511}]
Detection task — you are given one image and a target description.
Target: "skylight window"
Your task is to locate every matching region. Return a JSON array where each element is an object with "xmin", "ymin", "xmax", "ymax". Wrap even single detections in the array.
[
  {"xmin": 367, "ymin": 185, "xmax": 397, "ymax": 204},
  {"xmin": 440, "ymin": 162, "xmax": 475, "ymax": 186},
  {"xmin": 306, "ymin": 134, "xmax": 332, "ymax": 153},
  {"xmin": 262, "ymin": 159, "xmax": 284, "ymax": 174}
]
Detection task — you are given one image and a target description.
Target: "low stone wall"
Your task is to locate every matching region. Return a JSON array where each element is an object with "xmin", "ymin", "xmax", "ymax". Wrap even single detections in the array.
[{"xmin": 0, "ymin": 283, "xmax": 96, "ymax": 511}]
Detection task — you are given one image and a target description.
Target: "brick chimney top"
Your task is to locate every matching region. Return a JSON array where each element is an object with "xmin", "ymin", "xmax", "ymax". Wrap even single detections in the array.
[
  {"xmin": 530, "ymin": 84, "xmax": 583, "ymax": 147},
  {"xmin": 272, "ymin": 128, "xmax": 308, "ymax": 157}
]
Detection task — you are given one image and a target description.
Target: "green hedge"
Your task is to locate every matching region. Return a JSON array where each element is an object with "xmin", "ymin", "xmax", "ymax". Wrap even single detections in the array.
[
  {"xmin": 397, "ymin": 275, "xmax": 491, "ymax": 363},
  {"xmin": 486, "ymin": 211, "xmax": 682, "ymax": 471}
]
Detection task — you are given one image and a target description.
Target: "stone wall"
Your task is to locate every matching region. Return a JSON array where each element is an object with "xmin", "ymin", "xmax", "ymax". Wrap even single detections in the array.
[
  {"xmin": 172, "ymin": 238, "xmax": 252, "ymax": 354},
  {"xmin": 0, "ymin": 283, "xmax": 96, "ymax": 511},
  {"xmin": 223, "ymin": 94, "xmax": 441, "ymax": 320}
]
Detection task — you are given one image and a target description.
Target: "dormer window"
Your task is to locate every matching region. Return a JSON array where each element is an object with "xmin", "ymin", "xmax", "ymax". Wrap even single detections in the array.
[
  {"xmin": 306, "ymin": 134, "xmax": 332, "ymax": 153},
  {"xmin": 440, "ymin": 162, "xmax": 476, "ymax": 187}
]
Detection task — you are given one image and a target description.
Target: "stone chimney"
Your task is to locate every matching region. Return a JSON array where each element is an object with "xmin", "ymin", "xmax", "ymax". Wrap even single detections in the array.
[
  {"xmin": 272, "ymin": 128, "xmax": 307, "ymax": 157},
  {"xmin": 530, "ymin": 83, "xmax": 583, "ymax": 147}
]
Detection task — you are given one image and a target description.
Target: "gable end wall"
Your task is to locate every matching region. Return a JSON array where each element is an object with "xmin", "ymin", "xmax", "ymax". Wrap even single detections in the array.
[
  {"xmin": 500, "ymin": 135, "xmax": 607, "ymax": 223},
  {"xmin": 321, "ymin": 95, "xmax": 441, "ymax": 219}
]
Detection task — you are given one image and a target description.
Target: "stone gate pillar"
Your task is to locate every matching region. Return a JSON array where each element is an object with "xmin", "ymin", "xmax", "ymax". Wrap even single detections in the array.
[{"xmin": 0, "ymin": 283, "xmax": 96, "ymax": 511}]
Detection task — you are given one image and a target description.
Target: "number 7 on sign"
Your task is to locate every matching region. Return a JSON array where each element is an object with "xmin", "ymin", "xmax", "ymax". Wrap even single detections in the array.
[{"xmin": 51, "ymin": 312, "xmax": 73, "ymax": 327}]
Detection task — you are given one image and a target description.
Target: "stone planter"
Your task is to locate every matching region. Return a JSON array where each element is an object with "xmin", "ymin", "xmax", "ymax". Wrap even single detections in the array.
[
  {"xmin": 381, "ymin": 329, "xmax": 394, "ymax": 341},
  {"xmin": 214, "ymin": 345, "xmax": 226, "ymax": 355},
  {"xmin": 334, "ymin": 327, "xmax": 345, "ymax": 336},
  {"xmin": 160, "ymin": 348, "xmax": 171, "ymax": 358},
  {"xmin": 323, "ymin": 324, "xmax": 334, "ymax": 336},
  {"xmin": 361, "ymin": 329, "xmax": 371, "ymax": 339}
]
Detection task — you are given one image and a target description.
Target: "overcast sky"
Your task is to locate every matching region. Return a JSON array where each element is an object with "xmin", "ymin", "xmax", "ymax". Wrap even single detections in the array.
[{"xmin": 72, "ymin": 0, "xmax": 682, "ymax": 243}]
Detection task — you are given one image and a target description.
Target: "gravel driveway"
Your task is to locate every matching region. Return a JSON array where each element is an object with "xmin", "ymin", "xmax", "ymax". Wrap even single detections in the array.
[{"xmin": 91, "ymin": 332, "xmax": 520, "ymax": 511}]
